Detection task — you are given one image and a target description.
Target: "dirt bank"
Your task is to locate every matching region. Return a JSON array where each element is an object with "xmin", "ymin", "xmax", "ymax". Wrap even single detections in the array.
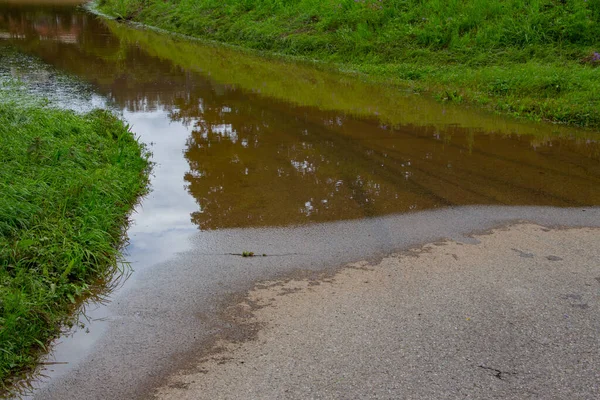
[{"xmin": 157, "ymin": 223, "xmax": 600, "ymax": 399}]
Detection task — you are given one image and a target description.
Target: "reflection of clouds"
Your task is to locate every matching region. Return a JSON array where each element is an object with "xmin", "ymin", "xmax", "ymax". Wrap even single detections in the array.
[
  {"xmin": 125, "ymin": 228, "xmax": 194, "ymax": 271},
  {"xmin": 124, "ymin": 111, "xmax": 198, "ymax": 237},
  {"xmin": 291, "ymin": 159, "xmax": 316, "ymax": 175},
  {"xmin": 211, "ymin": 123, "xmax": 237, "ymax": 143},
  {"xmin": 300, "ymin": 200, "xmax": 314, "ymax": 216}
]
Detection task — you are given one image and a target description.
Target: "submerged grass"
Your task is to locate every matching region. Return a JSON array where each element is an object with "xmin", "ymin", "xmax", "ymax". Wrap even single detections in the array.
[
  {"xmin": 97, "ymin": 0, "xmax": 600, "ymax": 128},
  {"xmin": 0, "ymin": 98, "xmax": 149, "ymax": 394}
]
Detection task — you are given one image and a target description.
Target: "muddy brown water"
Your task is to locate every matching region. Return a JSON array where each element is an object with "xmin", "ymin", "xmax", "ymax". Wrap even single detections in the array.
[
  {"xmin": 2, "ymin": 1, "xmax": 600, "ymax": 229},
  {"xmin": 1, "ymin": 1, "xmax": 600, "ymax": 399}
]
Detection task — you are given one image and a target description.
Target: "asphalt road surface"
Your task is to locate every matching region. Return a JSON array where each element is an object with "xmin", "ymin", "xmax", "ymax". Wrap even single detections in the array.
[
  {"xmin": 157, "ymin": 223, "xmax": 600, "ymax": 400},
  {"xmin": 31, "ymin": 207, "xmax": 600, "ymax": 399}
]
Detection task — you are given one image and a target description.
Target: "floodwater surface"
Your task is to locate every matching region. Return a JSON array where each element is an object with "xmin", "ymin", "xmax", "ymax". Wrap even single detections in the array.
[
  {"xmin": 1, "ymin": 1, "xmax": 600, "ymax": 399},
  {"xmin": 2, "ymin": 1, "xmax": 600, "ymax": 231}
]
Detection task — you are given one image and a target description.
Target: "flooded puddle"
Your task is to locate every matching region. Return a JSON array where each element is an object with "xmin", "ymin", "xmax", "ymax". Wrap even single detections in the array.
[
  {"xmin": 2, "ymin": 1, "xmax": 599, "ymax": 231},
  {"xmin": 1, "ymin": 1, "xmax": 600, "ymax": 398}
]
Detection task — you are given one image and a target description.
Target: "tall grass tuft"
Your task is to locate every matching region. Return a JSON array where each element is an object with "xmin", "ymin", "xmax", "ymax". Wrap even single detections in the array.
[{"xmin": 0, "ymin": 102, "xmax": 149, "ymax": 394}]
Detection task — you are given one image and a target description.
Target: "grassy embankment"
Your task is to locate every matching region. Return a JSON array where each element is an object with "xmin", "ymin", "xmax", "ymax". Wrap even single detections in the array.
[
  {"xmin": 98, "ymin": 0, "xmax": 600, "ymax": 128},
  {"xmin": 0, "ymin": 98, "xmax": 149, "ymax": 393}
]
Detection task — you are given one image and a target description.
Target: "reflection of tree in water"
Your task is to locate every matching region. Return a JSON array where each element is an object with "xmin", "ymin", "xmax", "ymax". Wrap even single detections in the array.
[
  {"xmin": 181, "ymin": 81, "xmax": 600, "ymax": 230},
  {"xmin": 181, "ymin": 84, "xmax": 443, "ymax": 230}
]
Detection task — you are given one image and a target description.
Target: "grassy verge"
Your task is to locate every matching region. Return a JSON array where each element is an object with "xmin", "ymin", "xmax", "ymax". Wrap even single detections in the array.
[
  {"xmin": 97, "ymin": 0, "xmax": 600, "ymax": 128},
  {"xmin": 0, "ymin": 99, "xmax": 149, "ymax": 394}
]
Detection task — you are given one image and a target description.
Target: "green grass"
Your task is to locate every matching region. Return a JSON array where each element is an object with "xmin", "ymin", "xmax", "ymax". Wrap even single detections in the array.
[
  {"xmin": 0, "ymin": 99, "xmax": 149, "ymax": 394},
  {"xmin": 97, "ymin": 0, "xmax": 600, "ymax": 128}
]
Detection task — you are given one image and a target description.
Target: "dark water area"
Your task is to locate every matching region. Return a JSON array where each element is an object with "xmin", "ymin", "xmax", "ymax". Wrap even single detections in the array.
[{"xmin": 2, "ymin": 1, "xmax": 600, "ymax": 232}]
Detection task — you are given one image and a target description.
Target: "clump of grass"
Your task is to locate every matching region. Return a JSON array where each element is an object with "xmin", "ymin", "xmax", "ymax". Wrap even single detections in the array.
[
  {"xmin": 97, "ymin": 0, "xmax": 600, "ymax": 128},
  {"xmin": 0, "ymin": 101, "xmax": 149, "ymax": 394}
]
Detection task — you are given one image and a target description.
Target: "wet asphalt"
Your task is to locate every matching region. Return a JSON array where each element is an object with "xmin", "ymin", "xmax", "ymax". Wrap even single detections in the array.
[
  {"xmin": 156, "ymin": 223, "xmax": 600, "ymax": 400},
  {"xmin": 29, "ymin": 206, "xmax": 600, "ymax": 399}
]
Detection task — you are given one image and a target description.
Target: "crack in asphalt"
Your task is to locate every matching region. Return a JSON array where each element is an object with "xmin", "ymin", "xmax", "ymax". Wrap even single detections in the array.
[{"xmin": 478, "ymin": 365, "xmax": 517, "ymax": 380}]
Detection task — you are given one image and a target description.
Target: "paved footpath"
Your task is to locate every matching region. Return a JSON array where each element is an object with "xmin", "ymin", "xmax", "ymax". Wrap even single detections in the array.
[{"xmin": 157, "ymin": 224, "xmax": 600, "ymax": 400}]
